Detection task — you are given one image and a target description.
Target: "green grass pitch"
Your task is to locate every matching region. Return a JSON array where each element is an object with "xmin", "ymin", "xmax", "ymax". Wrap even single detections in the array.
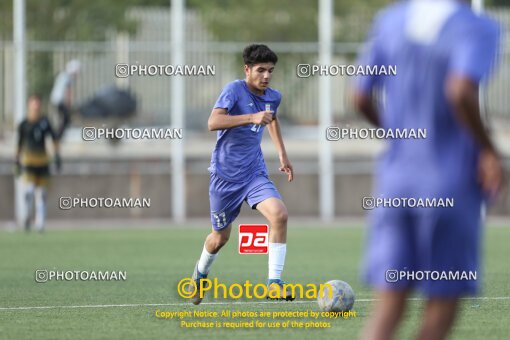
[{"xmin": 1, "ymin": 225, "xmax": 509, "ymax": 339}]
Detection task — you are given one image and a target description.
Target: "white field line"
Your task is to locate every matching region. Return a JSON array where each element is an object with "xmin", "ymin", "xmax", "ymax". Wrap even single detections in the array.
[{"xmin": 1, "ymin": 296, "xmax": 509, "ymax": 311}]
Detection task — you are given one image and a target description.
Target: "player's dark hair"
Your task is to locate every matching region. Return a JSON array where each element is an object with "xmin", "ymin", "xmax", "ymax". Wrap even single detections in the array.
[{"xmin": 243, "ymin": 44, "xmax": 278, "ymax": 67}]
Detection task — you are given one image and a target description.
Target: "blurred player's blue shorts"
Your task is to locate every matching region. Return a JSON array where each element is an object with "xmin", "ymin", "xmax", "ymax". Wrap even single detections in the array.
[
  {"xmin": 363, "ymin": 193, "xmax": 483, "ymax": 298},
  {"xmin": 209, "ymin": 172, "xmax": 281, "ymax": 231}
]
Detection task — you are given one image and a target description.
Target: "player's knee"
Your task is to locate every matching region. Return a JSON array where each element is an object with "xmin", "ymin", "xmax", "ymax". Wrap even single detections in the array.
[{"xmin": 272, "ymin": 206, "xmax": 288, "ymax": 225}]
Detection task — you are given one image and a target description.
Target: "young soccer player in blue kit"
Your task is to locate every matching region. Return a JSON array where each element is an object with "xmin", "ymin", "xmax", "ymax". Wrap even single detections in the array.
[
  {"xmin": 353, "ymin": 1, "xmax": 503, "ymax": 339},
  {"xmin": 188, "ymin": 44, "xmax": 294, "ymax": 304}
]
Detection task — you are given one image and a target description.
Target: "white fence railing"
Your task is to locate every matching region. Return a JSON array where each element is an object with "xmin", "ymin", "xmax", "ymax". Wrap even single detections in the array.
[{"xmin": 1, "ymin": 7, "xmax": 509, "ymax": 134}]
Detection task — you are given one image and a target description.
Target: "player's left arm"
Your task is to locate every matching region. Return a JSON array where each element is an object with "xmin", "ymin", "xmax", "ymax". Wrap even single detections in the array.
[
  {"xmin": 52, "ymin": 139, "xmax": 61, "ymax": 168},
  {"xmin": 267, "ymin": 117, "xmax": 293, "ymax": 182},
  {"xmin": 447, "ymin": 19, "xmax": 503, "ymax": 198}
]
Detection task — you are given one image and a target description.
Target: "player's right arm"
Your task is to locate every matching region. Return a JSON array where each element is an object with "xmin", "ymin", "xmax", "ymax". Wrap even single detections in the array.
[
  {"xmin": 207, "ymin": 108, "xmax": 272, "ymax": 131},
  {"xmin": 15, "ymin": 122, "xmax": 24, "ymax": 175}
]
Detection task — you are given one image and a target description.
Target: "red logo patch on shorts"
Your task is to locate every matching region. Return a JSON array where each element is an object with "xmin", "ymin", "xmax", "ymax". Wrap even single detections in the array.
[{"xmin": 238, "ymin": 224, "xmax": 269, "ymax": 254}]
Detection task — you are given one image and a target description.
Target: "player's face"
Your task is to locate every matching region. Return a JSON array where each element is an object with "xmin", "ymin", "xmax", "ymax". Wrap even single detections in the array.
[
  {"xmin": 27, "ymin": 97, "xmax": 41, "ymax": 121},
  {"xmin": 244, "ymin": 63, "xmax": 275, "ymax": 94}
]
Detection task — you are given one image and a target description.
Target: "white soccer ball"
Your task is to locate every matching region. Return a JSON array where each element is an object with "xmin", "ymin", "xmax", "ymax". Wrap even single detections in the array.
[{"xmin": 317, "ymin": 280, "xmax": 355, "ymax": 312}]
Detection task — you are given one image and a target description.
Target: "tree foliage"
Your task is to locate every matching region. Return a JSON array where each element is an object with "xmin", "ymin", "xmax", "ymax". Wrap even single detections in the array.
[
  {"xmin": 187, "ymin": 0, "xmax": 391, "ymax": 42},
  {"xmin": 1, "ymin": 0, "xmax": 505, "ymax": 95}
]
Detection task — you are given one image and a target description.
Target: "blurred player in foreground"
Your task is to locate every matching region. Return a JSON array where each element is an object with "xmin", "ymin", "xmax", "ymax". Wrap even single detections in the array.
[
  {"xmin": 353, "ymin": 1, "xmax": 503, "ymax": 339},
  {"xmin": 187, "ymin": 44, "xmax": 294, "ymax": 304},
  {"xmin": 50, "ymin": 59, "xmax": 81, "ymax": 139},
  {"xmin": 16, "ymin": 94, "xmax": 61, "ymax": 232}
]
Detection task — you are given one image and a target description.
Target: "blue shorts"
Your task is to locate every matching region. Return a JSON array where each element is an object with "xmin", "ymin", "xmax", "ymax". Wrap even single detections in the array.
[
  {"xmin": 363, "ymin": 193, "xmax": 483, "ymax": 298},
  {"xmin": 209, "ymin": 173, "xmax": 282, "ymax": 230}
]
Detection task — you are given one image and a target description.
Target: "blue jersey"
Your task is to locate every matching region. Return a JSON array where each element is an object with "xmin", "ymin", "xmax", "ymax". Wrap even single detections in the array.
[
  {"xmin": 209, "ymin": 80, "xmax": 282, "ymax": 183},
  {"xmin": 356, "ymin": 0, "xmax": 500, "ymax": 199}
]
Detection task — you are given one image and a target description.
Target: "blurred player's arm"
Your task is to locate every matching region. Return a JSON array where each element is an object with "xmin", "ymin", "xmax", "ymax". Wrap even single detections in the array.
[
  {"xmin": 448, "ymin": 21, "xmax": 503, "ymax": 198},
  {"xmin": 47, "ymin": 118, "xmax": 62, "ymax": 172},
  {"xmin": 16, "ymin": 123, "xmax": 23, "ymax": 163},
  {"xmin": 53, "ymin": 140, "xmax": 61, "ymax": 172},
  {"xmin": 352, "ymin": 16, "xmax": 382, "ymax": 127},
  {"xmin": 446, "ymin": 77, "xmax": 495, "ymax": 151},
  {"xmin": 267, "ymin": 117, "xmax": 293, "ymax": 182},
  {"xmin": 446, "ymin": 76, "xmax": 503, "ymax": 197},
  {"xmin": 15, "ymin": 123, "xmax": 23, "ymax": 175},
  {"xmin": 208, "ymin": 108, "xmax": 272, "ymax": 131},
  {"xmin": 353, "ymin": 91, "xmax": 380, "ymax": 127}
]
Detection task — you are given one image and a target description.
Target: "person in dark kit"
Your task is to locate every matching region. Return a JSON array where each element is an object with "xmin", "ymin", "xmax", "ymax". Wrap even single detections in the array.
[{"xmin": 16, "ymin": 94, "xmax": 61, "ymax": 232}]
